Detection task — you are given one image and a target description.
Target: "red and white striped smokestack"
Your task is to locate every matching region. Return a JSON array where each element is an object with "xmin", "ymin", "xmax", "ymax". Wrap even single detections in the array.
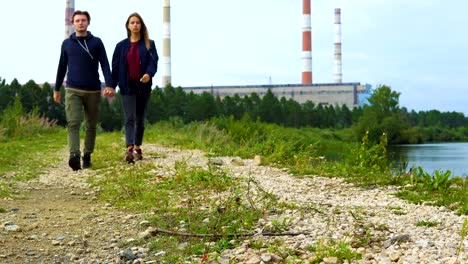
[
  {"xmin": 162, "ymin": 0, "xmax": 171, "ymax": 86},
  {"xmin": 65, "ymin": 0, "xmax": 75, "ymax": 38},
  {"xmin": 302, "ymin": 0, "xmax": 312, "ymax": 84},
  {"xmin": 334, "ymin": 8, "xmax": 342, "ymax": 83}
]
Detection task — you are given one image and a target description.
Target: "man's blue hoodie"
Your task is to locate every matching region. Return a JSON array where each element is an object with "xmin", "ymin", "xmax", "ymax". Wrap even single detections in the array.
[{"xmin": 55, "ymin": 32, "xmax": 112, "ymax": 91}]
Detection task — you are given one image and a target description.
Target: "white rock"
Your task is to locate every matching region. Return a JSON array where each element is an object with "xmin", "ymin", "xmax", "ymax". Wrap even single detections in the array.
[
  {"xmin": 388, "ymin": 251, "xmax": 401, "ymax": 262},
  {"xmin": 323, "ymin": 257, "xmax": 339, "ymax": 264},
  {"xmin": 245, "ymin": 254, "xmax": 261, "ymax": 264},
  {"xmin": 4, "ymin": 224, "xmax": 20, "ymax": 232},
  {"xmin": 139, "ymin": 220, "xmax": 151, "ymax": 227},
  {"xmin": 260, "ymin": 253, "xmax": 272, "ymax": 262}
]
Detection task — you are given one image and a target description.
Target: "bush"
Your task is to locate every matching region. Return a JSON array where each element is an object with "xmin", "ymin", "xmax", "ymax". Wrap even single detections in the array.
[
  {"xmin": 333, "ymin": 131, "xmax": 397, "ymax": 186},
  {"xmin": 345, "ymin": 131, "xmax": 389, "ymax": 173},
  {"xmin": 0, "ymin": 96, "xmax": 58, "ymax": 141}
]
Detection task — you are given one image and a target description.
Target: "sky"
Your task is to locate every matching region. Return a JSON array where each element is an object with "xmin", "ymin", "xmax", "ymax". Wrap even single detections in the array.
[{"xmin": 1, "ymin": 0, "xmax": 468, "ymax": 115}]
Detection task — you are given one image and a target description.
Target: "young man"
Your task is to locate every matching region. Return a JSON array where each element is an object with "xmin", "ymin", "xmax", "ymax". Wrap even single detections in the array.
[{"xmin": 54, "ymin": 10, "xmax": 115, "ymax": 171}]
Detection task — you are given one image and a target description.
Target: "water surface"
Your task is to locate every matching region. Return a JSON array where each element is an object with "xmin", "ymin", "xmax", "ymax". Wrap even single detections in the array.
[{"xmin": 389, "ymin": 142, "xmax": 468, "ymax": 177}]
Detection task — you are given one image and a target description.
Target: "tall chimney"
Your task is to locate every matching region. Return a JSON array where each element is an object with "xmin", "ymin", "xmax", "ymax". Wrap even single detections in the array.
[
  {"xmin": 334, "ymin": 8, "xmax": 342, "ymax": 83},
  {"xmin": 65, "ymin": 0, "xmax": 75, "ymax": 38},
  {"xmin": 302, "ymin": 0, "xmax": 312, "ymax": 84},
  {"xmin": 162, "ymin": 0, "xmax": 171, "ymax": 87}
]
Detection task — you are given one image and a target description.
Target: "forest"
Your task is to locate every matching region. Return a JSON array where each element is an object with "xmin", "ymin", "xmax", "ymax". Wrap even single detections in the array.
[{"xmin": 1, "ymin": 77, "xmax": 468, "ymax": 144}]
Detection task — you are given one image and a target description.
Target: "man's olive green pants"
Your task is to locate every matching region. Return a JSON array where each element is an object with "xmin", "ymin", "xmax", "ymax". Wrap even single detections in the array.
[{"xmin": 65, "ymin": 89, "xmax": 101, "ymax": 156}]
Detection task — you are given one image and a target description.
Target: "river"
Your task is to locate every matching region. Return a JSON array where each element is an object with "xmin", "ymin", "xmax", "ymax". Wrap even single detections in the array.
[{"xmin": 388, "ymin": 142, "xmax": 468, "ymax": 177}]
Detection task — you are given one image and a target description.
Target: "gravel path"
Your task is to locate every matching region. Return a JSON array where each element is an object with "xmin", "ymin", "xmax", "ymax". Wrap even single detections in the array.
[
  {"xmin": 1, "ymin": 144, "xmax": 466, "ymax": 263},
  {"xmin": 1, "ymin": 152, "xmax": 150, "ymax": 263}
]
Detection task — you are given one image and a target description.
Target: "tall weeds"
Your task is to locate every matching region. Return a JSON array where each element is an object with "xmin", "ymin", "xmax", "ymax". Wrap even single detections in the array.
[
  {"xmin": 0, "ymin": 96, "xmax": 57, "ymax": 141},
  {"xmin": 339, "ymin": 131, "xmax": 394, "ymax": 186}
]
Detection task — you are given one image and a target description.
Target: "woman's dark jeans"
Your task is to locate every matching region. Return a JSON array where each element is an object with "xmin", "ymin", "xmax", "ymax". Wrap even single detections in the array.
[{"xmin": 121, "ymin": 84, "xmax": 150, "ymax": 146}]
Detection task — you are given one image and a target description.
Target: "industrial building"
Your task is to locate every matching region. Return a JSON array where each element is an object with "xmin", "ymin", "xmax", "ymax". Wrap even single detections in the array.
[{"xmin": 182, "ymin": 83, "xmax": 371, "ymax": 108}]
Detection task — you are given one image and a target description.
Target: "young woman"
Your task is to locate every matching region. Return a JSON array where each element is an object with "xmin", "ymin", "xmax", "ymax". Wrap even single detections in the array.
[{"xmin": 112, "ymin": 12, "xmax": 159, "ymax": 163}]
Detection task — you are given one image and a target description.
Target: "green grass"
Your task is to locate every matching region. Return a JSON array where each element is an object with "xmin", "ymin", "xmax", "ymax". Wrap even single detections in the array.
[
  {"xmin": 0, "ymin": 131, "xmax": 66, "ymax": 176},
  {"xmin": 143, "ymin": 118, "xmax": 351, "ymax": 164},
  {"xmin": 416, "ymin": 221, "xmax": 440, "ymax": 227},
  {"xmin": 459, "ymin": 218, "xmax": 468, "ymax": 258},
  {"xmin": 0, "ymin": 130, "xmax": 67, "ymax": 197},
  {"xmin": 394, "ymin": 174, "xmax": 468, "ymax": 215},
  {"xmin": 308, "ymin": 238, "xmax": 362, "ymax": 263}
]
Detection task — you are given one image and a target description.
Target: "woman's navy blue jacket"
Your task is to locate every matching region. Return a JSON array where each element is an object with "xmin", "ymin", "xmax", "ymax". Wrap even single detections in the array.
[{"xmin": 111, "ymin": 39, "xmax": 159, "ymax": 95}]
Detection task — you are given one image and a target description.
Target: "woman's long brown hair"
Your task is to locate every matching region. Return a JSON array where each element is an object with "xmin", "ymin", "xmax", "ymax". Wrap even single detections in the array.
[{"xmin": 125, "ymin": 12, "xmax": 150, "ymax": 49}]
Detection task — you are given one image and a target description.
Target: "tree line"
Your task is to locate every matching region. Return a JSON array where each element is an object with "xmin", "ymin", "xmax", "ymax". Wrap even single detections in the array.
[{"xmin": 1, "ymin": 77, "xmax": 467, "ymax": 144}]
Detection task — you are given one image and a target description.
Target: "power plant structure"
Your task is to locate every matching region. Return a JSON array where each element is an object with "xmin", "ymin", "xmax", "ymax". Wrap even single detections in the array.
[
  {"xmin": 180, "ymin": 1, "xmax": 370, "ymax": 108},
  {"xmin": 302, "ymin": 0, "xmax": 312, "ymax": 84},
  {"xmin": 62, "ymin": 0, "xmax": 371, "ymax": 108},
  {"xmin": 334, "ymin": 8, "xmax": 342, "ymax": 83},
  {"xmin": 161, "ymin": 0, "xmax": 172, "ymax": 87},
  {"xmin": 64, "ymin": 0, "xmax": 75, "ymax": 38}
]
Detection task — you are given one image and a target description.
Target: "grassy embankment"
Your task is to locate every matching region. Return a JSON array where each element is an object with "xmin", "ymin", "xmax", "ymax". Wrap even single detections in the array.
[{"xmin": 1, "ymin": 115, "xmax": 466, "ymax": 262}]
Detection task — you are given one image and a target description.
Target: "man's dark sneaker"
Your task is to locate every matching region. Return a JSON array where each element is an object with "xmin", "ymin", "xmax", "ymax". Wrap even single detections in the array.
[
  {"xmin": 82, "ymin": 153, "xmax": 92, "ymax": 169},
  {"xmin": 125, "ymin": 150, "xmax": 134, "ymax": 163},
  {"xmin": 69, "ymin": 153, "xmax": 81, "ymax": 171},
  {"xmin": 134, "ymin": 148, "xmax": 143, "ymax": 161}
]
